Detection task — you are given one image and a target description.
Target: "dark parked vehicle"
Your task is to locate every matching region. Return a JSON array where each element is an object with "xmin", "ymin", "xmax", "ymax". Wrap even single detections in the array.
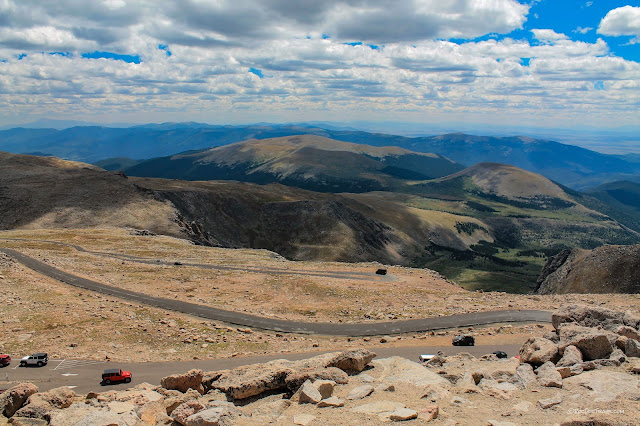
[
  {"xmin": 101, "ymin": 368, "xmax": 132, "ymax": 385},
  {"xmin": 493, "ymin": 350, "xmax": 508, "ymax": 359},
  {"xmin": 0, "ymin": 354, "xmax": 11, "ymax": 367},
  {"xmin": 452, "ymin": 335, "xmax": 475, "ymax": 346},
  {"xmin": 20, "ymin": 353, "xmax": 48, "ymax": 367},
  {"xmin": 375, "ymin": 269, "xmax": 387, "ymax": 275}
]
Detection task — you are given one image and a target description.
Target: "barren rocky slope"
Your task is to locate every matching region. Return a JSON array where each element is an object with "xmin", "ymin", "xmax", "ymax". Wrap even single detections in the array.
[
  {"xmin": 2, "ymin": 305, "xmax": 639, "ymax": 425},
  {"xmin": 536, "ymin": 244, "xmax": 640, "ymax": 294}
]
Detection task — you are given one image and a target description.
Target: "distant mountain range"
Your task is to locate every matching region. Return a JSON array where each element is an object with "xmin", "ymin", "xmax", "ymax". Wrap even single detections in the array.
[
  {"xmin": 123, "ymin": 135, "xmax": 464, "ymax": 193},
  {"xmin": 1, "ymin": 122, "xmax": 639, "ymax": 190}
]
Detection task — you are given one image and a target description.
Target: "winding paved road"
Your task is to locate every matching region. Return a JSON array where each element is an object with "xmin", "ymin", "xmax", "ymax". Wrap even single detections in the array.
[{"xmin": 0, "ymin": 247, "xmax": 551, "ymax": 336}]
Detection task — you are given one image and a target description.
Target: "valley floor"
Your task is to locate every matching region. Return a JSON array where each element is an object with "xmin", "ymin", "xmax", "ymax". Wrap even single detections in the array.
[{"xmin": 1, "ymin": 228, "xmax": 639, "ymax": 363}]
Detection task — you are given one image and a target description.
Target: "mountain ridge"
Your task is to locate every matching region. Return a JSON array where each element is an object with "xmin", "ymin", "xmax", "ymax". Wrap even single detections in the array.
[{"xmin": 1, "ymin": 123, "xmax": 639, "ymax": 189}]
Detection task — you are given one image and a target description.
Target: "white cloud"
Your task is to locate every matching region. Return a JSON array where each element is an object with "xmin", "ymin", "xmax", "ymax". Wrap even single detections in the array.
[
  {"xmin": 0, "ymin": 0, "xmax": 637, "ymax": 128},
  {"xmin": 598, "ymin": 5, "xmax": 640, "ymax": 38},
  {"xmin": 531, "ymin": 29, "xmax": 569, "ymax": 43},
  {"xmin": 573, "ymin": 26, "xmax": 593, "ymax": 34}
]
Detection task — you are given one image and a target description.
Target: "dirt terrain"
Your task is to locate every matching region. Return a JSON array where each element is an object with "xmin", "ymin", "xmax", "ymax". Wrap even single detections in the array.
[{"xmin": 1, "ymin": 228, "xmax": 639, "ymax": 364}]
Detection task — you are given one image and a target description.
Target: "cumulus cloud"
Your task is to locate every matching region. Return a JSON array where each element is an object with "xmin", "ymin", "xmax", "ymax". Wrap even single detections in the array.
[
  {"xmin": 598, "ymin": 5, "xmax": 640, "ymax": 38},
  {"xmin": 0, "ymin": 0, "xmax": 637, "ymax": 127}
]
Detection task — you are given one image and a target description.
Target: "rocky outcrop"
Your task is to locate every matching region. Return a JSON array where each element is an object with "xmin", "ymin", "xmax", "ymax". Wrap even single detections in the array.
[
  {"xmin": 160, "ymin": 369, "xmax": 205, "ymax": 394},
  {"xmin": 203, "ymin": 349, "xmax": 375, "ymax": 400},
  {"xmin": 0, "ymin": 383, "xmax": 38, "ymax": 418},
  {"xmin": 536, "ymin": 244, "xmax": 640, "ymax": 294}
]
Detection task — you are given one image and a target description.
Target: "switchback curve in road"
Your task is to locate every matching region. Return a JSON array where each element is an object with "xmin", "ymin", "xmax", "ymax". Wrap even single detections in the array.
[{"xmin": 1, "ymin": 247, "xmax": 551, "ymax": 336}]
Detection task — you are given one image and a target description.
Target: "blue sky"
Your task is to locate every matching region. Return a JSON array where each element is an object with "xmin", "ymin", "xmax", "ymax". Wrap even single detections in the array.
[{"xmin": 0, "ymin": 1, "xmax": 638, "ymax": 132}]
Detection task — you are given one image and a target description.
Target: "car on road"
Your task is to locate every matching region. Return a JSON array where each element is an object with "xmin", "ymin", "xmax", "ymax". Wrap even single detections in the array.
[
  {"xmin": 20, "ymin": 353, "xmax": 48, "ymax": 367},
  {"xmin": 101, "ymin": 368, "xmax": 132, "ymax": 385},
  {"xmin": 375, "ymin": 269, "xmax": 387, "ymax": 275},
  {"xmin": 493, "ymin": 350, "xmax": 508, "ymax": 359},
  {"xmin": 452, "ymin": 335, "xmax": 475, "ymax": 346},
  {"xmin": 0, "ymin": 354, "xmax": 11, "ymax": 367}
]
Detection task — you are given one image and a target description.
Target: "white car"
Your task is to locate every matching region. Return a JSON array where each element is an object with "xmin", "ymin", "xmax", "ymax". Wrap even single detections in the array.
[{"xmin": 20, "ymin": 352, "xmax": 48, "ymax": 367}]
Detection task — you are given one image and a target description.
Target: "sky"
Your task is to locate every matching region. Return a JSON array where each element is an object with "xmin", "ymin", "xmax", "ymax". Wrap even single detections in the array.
[{"xmin": 0, "ymin": 0, "xmax": 639, "ymax": 131}]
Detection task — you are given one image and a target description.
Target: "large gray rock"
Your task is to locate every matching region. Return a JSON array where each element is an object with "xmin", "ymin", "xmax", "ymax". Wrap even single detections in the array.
[
  {"xmin": 161, "ymin": 369, "xmax": 205, "ymax": 394},
  {"xmin": 564, "ymin": 370, "xmax": 640, "ymax": 402},
  {"xmin": 557, "ymin": 345, "xmax": 583, "ymax": 367},
  {"xmin": 0, "ymin": 383, "xmax": 38, "ymax": 418},
  {"xmin": 558, "ymin": 324, "xmax": 614, "ymax": 360},
  {"xmin": 535, "ymin": 362, "xmax": 563, "ymax": 388},
  {"xmin": 371, "ymin": 357, "xmax": 451, "ymax": 389},
  {"xmin": 519, "ymin": 337, "xmax": 560, "ymax": 366},
  {"xmin": 325, "ymin": 349, "xmax": 376, "ymax": 373}
]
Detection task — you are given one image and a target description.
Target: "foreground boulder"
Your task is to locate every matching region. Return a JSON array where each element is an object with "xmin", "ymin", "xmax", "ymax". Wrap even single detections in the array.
[
  {"xmin": 160, "ymin": 369, "xmax": 205, "ymax": 394},
  {"xmin": 519, "ymin": 337, "xmax": 560, "ymax": 366},
  {"xmin": 1, "ymin": 383, "xmax": 39, "ymax": 418},
  {"xmin": 13, "ymin": 387, "xmax": 76, "ymax": 421},
  {"xmin": 557, "ymin": 324, "xmax": 614, "ymax": 361},
  {"xmin": 203, "ymin": 349, "xmax": 376, "ymax": 400}
]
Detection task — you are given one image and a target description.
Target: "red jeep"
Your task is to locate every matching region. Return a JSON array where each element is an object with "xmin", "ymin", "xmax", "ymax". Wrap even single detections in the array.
[
  {"xmin": 101, "ymin": 368, "xmax": 132, "ymax": 385},
  {"xmin": 0, "ymin": 354, "xmax": 10, "ymax": 367}
]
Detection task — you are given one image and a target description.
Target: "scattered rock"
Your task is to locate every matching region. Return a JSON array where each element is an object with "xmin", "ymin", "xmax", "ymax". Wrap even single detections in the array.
[
  {"xmin": 317, "ymin": 397, "xmax": 344, "ymax": 408},
  {"xmin": 537, "ymin": 393, "xmax": 563, "ymax": 409},
  {"xmin": 375, "ymin": 383, "xmax": 395, "ymax": 392},
  {"xmin": 346, "ymin": 385, "xmax": 374, "ymax": 400},
  {"xmin": 389, "ymin": 408, "xmax": 418, "ymax": 421},
  {"xmin": 312, "ymin": 380, "xmax": 336, "ymax": 400},
  {"xmin": 419, "ymin": 405, "xmax": 439, "ymax": 421}
]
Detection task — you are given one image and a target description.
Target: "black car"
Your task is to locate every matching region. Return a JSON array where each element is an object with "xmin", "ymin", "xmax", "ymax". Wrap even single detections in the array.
[
  {"xmin": 452, "ymin": 335, "xmax": 475, "ymax": 346},
  {"xmin": 375, "ymin": 269, "xmax": 387, "ymax": 275},
  {"xmin": 493, "ymin": 350, "xmax": 508, "ymax": 359}
]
